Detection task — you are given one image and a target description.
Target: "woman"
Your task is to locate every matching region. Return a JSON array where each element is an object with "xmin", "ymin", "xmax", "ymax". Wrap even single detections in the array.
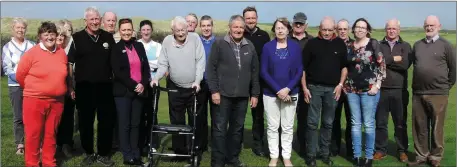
[
  {"xmin": 344, "ymin": 18, "xmax": 386, "ymax": 167},
  {"xmin": 55, "ymin": 19, "xmax": 76, "ymax": 158},
  {"xmin": 2, "ymin": 17, "xmax": 35, "ymax": 155},
  {"xmin": 110, "ymin": 18, "xmax": 151, "ymax": 165},
  {"xmin": 16, "ymin": 21, "xmax": 69, "ymax": 167},
  {"xmin": 260, "ymin": 18, "xmax": 302, "ymax": 167},
  {"xmin": 137, "ymin": 19, "xmax": 162, "ymax": 154}
]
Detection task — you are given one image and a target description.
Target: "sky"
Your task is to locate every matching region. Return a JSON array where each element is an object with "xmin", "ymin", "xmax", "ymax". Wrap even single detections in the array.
[{"xmin": 1, "ymin": 2, "xmax": 456, "ymax": 29}]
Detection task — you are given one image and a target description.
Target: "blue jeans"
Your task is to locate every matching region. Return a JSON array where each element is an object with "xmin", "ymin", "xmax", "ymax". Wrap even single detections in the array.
[{"xmin": 346, "ymin": 92, "xmax": 380, "ymax": 159}]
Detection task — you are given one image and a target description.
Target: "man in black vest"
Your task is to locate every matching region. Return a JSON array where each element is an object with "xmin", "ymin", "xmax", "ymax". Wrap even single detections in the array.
[{"xmin": 242, "ymin": 6, "xmax": 271, "ymax": 157}]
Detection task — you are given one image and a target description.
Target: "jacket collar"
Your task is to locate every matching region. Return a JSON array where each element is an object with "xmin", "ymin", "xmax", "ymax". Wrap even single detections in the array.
[
  {"xmin": 224, "ymin": 34, "xmax": 249, "ymax": 46},
  {"xmin": 381, "ymin": 36, "xmax": 405, "ymax": 44},
  {"xmin": 317, "ymin": 32, "xmax": 337, "ymax": 41}
]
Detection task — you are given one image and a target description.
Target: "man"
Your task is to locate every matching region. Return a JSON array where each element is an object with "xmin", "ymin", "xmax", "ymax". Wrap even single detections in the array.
[
  {"xmin": 67, "ymin": 6, "xmax": 116, "ymax": 166},
  {"xmin": 302, "ymin": 17, "xmax": 348, "ymax": 167},
  {"xmin": 198, "ymin": 15, "xmax": 217, "ymax": 153},
  {"xmin": 330, "ymin": 18, "xmax": 354, "ymax": 158},
  {"xmin": 242, "ymin": 6, "xmax": 270, "ymax": 157},
  {"xmin": 101, "ymin": 11, "xmax": 120, "ymax": 152},
  {"xmin": 408, "ymin": 15, "xmax": 455, "ymax": 167},
  {"xmin": 150, "ymin": 16, "xmax": 206, "ymax": 163},
  {"xmin": 289, "ymin": 12, "xmax": 314, "ymax": 157},
  {"xmin": 186, "ymin": 13, "xmax": 198, "ymax": 32},
  {"xmin": 374, "ymin": 19, "xmax": 411, "ymax": 163},
  {"xmin": 102, "ymin": 11, "xmax": 116, "ymax": 34},
  {"xmin": 207, "ymin": 15, "xmax": 260, "ymax": 167}
]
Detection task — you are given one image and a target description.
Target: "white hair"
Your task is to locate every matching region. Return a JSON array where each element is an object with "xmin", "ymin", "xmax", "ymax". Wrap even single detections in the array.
[
  {"xmin": 11, "ymin": 17, "xmax": 27, "ymax": 29},
  {"xmin": 171, "ymin": 16, "xmax": 188, "ymax": 29},
  {"xmin": 84, "ymin": 6, "xmax": 100, "ymax": 19},
  {"xmin": 229, "ymin": 15, "xmax": 245, "ymax": 27},
  {"xmin": 385, "ymin": 18, "xmax": 401, "ymax": 29}
]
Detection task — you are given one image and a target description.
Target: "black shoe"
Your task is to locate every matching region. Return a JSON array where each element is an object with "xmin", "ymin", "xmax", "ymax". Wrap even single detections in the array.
[
  {"xmin": 319, "ymin": 156, "xmax": 334, "ymax": 166},
  {"xmin": 306, "ymin": 157, "xmax": 317, "ymax": 167},
  {"xmin": 353, "ymin": 157, "xmax": 365, "ymax": 167},
  {"xmin": 134, "ymin": 158, "xmax": 145, "ymax": 165},
  {"xmin": 252, "ymin": 149, "xmax": 266, "ymax": 157},
  {"xmin": 123, "ymin": 159, "xmax": 136, "ymax": 165},
  {"xmin": 97, "ymin": 155, "xmax": 115, "ymax": 166},
  {"xmin": 330, "ymin": 150, "xmax": 339, "ymax": 157},
  {"xmin": 226, "ymin": 159, "xmax": 245, "ymax": 167},
  {"xmin": 81, "ymin": 154, "xmax": 97, "ymax": 166}
]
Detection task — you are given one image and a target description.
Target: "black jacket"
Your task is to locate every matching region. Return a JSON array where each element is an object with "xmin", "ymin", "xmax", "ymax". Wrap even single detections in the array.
[
  {"xmin": 206, "ymin": 35, "xmax": 260, "ymax": 98},
  {"xmin": 379, "ymin": 36, "xmax": 411, "ymax": 89},
  {"xmin": 110, "ymin": 39, "xmax": 151, "ymax": 97}
]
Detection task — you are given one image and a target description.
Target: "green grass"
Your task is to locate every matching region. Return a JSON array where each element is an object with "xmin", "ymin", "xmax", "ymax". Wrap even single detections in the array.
[{"xmin": 1, "ymin": 27, "xmax": 456, "ymax": 166}]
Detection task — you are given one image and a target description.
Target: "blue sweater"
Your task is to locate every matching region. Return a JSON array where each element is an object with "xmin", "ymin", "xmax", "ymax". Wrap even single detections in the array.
[
  {"xmin": 260, "ymin": 38, "xmax": 303, "ymax": 97},
  {"xmin": 201, "ymin": 35, "xmax": 216, "ymax": 79}
]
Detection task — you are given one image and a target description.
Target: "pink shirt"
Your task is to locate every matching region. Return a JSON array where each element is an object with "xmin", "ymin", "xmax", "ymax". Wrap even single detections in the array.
[{"xmin": 125, "ymin": 46, "xmax": 142, "ymax": 83}]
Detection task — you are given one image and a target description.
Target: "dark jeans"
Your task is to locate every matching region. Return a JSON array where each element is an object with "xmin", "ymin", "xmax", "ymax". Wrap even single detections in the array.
[
  {"xmin": 306, "ymin": 84, "xmax": 338, "ymax": 158},
  {"xmin": 57, "ymin": 95, "xmax": 76, "ymax": 147},
  {"xmin": 8, "ymin": 86, "xmax": 24, "ymax": 145},
  {"xmin": 166, "ymin": 78, "xmax": 205, "ymax": 154},
  {"xmin": 139, "ymin": 86, "xmax": 160, "ymax": 150},
  {"xmin": 75, "ymin": 82, "xmax": 115, "ymax": 156},
  {"xmin": 198, "ymin": 79, "xmax": 213, "ymax": 151},
  {"xmin": 331, "ymin": 93, "xmax": 352, "ymax": 156},
  {"xmin": 211, "ymin": 96, "xmax": 248, "ymax": 166},
  {"xmin": 375, "ymin": 88, "xmax": 408, "ymax": 154},
  {"xmin": 296, "ymin": 88, "xmax": 309, "ymax": 155},
  {"xmin": 251, "ymin": 89, "xmax": 265, "ymax": 151},
  {"xmin": 115, "ymin": 96, "xmax": 144, "ymax": 160}
]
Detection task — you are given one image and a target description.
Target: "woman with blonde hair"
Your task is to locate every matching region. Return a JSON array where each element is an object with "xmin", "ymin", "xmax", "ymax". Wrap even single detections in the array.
[
  {"xmin": 54, "ymin": 19, "xmax": 77, "ymax": 158},
  {"xmin": 2, "ymin": 17, "xmax": 35, "ymax": 155}
]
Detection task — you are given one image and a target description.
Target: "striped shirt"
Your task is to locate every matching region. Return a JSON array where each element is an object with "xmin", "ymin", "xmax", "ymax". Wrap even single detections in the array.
[{"xmin": 2, "ymin": 38, "xmax": 35, "ymax": 86}]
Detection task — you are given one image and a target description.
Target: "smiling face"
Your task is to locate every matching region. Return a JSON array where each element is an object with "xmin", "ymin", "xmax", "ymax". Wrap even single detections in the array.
[
  {"xmin": 200, "ymin": 20, "xmax": 213, "ymax": 38},
  {"xmin": 40, "ymin": 31, "xmax": 57, "ymax": 50},
  {"xmin": 173, "ymin": 23, "xmax": 188, "ymax": 43},
  {"xmin": 140, "ymin": 24, "xmax": 152, "ymax": 41},
  {"xmin": 424, "ymin": 16, "xmax": 441, "ymax": 38},
  {"xmin": 354, "ymin": 20, "xmax": 369, "ymax": 39},
  {"xmin": 56, "ymin": 33, "xmax": 66, "ymax": 46},
  {"xmin": 186, "ymin": 15, "xmax": 197, "ymax": 32},
  {"xmin": 337, "ymin": 21, "xmax": 349, "ymax": 40},
  {"xmin": 85, "ymin": 11, "xmax": 101, "ymax": 32},
  {"xmin": 244, "ymin": 11, "xmax": 257, "ymax": 30},
  {"xmin": 230, "ymin": 19, "xmax": 245, "ymax": 41},
  {"xmin": 119, "ymin": 22, "xmax": 133, "ymax": 41},
  {"xmin": 12, "ymin": 22, "xmax": 26, "ymax": 40}
]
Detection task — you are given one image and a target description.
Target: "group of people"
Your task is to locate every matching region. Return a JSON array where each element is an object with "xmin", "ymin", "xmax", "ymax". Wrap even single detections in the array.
[{"xmin": 2, "ymin": 5, "xmax": 455, "ymax": 167}]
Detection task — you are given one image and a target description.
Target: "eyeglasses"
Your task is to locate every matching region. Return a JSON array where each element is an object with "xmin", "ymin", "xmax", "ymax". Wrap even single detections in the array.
[
  {"xmin": 354, "ymin": 26, "xmax": 367, "ymax": 31},
  {"xmin": 337, "ymin": 28, "xmax": 348, "ymax": 31}
]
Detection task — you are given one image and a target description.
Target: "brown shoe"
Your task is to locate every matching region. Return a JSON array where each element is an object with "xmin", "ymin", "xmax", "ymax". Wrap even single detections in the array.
[
  {"xmin": 407, "ymin": 160, "xmax": 427, "ymax": 166},
  {"xmin": 399, "ymin": 152, "xmax": 409, "ymax": 162},
  {"xmin": 430, "ymin": 160, "xmax": 440, "ymax": 167},
  {"xmin": 373, "ymin": 152, "xmax": 386, "ymax": 160}
]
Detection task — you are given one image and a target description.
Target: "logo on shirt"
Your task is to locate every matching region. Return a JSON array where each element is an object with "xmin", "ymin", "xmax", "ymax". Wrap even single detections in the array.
[
  {"xmin": 103, "ymin": 42, "xmax": 109, "ymax": 49},
  {"xmin": 244, "ymin": 52, "xmax": 249, "ymax": 55}
]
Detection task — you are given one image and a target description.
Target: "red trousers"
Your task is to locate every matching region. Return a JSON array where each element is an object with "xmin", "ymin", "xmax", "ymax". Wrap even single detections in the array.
[{"xmin": 23, "ymin": 97, "xmax": 63, "ymax": 167}]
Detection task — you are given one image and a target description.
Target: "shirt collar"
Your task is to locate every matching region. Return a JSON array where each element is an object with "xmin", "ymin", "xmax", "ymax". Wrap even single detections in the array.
[
  {"xmin": 201, "ymin": 35, "xmax": 215, "ymax": 43},
  {"xmin": 426, "ymin": 34, "xmax": 440, "ymax": 43},
  {"xmin": 223, "ymin": 34, "xmax": 249, "ymax": 46},
  {"xmin": 39, "ymin": 42, "xmax": 56, "ymax": 53},
  {"xmin": 172, "ymin": 35, "xmax": 189, "ymax": 48}
]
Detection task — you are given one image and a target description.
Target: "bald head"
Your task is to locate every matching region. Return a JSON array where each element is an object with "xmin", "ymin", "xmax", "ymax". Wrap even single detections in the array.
[
  {"xmin": 337, "ymin": 19, "xmax": 349, "ymax": 40},
  {"xmin": 424, "ymin": 15, "xmax": 441, "ymax": 38},
  {"xmin": 102, "ymin": 11, "xmax": 117, "ymax": 33},
  {"xmin": 319, "ymin": 16, "xmax": 336, "ymax": 40}
]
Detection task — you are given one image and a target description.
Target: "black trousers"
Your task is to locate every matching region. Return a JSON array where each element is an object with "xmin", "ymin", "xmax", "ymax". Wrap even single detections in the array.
[
  {"xmin": 167, "ymin": 78, "xmax": 205, "ymax": 154},
  {"xmin": 296, "ymin": 89, "xmax": 309, "ymax": 155},
  {"xmin": 115, "ymin": 96, "xmax": 144, "ymax": 160},
  {"xmin": 211, "ymin": 96, "xmax": 248, "ymax": 166},
  {"xmin": 250, "ymin": 89, "xmax": 265, "ymax": 151},
  {"xmin": 198, "ymin": 79, "xmax": 213, "ymax": 151},
  {"xmin": 330, "ymin": 93, "xmax": 352, "ymax": 156},
  {"xmin": 57, "ymin": 94, "xmax": 76, "ymax": 147},
  {"xmin": 75, "ymin": 82, "xmax": 115, "ymax": 156},
  {"xmin": 375, "ymin": 88, "xmax": 409, "ymax": 154},
  {"xmin": 139, "ymin": 86, "xmax": 160, "ymax": 150}
]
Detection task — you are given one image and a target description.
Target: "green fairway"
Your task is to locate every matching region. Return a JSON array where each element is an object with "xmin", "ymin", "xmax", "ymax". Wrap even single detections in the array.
[{"xmin": 1, "ymin": 25, "xmax": 456, "ymax": 166}]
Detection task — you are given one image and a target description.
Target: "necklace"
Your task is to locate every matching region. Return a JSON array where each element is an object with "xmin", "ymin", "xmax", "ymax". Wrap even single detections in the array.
[{"xmin": 85, "ymin": 29, "xmax": 99, "ymax": 43}]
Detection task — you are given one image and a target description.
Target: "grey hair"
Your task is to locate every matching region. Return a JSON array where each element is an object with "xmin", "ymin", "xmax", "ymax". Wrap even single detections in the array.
[
  {"xmin": 200, "ymin": 15, "xmax": 213, "ymax": 25},
  {"xmin": 171, "ymin": 16, "xmax": 188, "ymax": 29},
  {"xmin": 84, "ymin": 6, "xmax": 100, "ymax": 19},
  {"xmin": 187, "ymin": 13, "xmax": 198, "ymax": 22},
  {"xmin": 11, "ymin": 17, "xmax": 28, "ymax": 29},
  {"xmin": 228, "ymin": 15, "xmax": 245, "ymax": 27},
  {"xmin": 55, "ymin": 19, "xmax": 73, "ymax": 37},
  {"xmin": 385, "ymin": 18, "xmax": 401, "ymax": 29},
  {"xmin": 337, "ymin": 18, "xmax": 350, "ymax": 29}
]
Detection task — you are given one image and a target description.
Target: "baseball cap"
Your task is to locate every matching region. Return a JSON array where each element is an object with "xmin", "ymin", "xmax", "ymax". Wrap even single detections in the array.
[{"xmin": 293, "ymin": 12, "xmax": 307, "ymax": 24}]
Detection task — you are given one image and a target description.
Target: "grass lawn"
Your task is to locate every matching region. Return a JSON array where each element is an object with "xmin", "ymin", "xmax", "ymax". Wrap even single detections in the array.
[{"xmin": 1, "ymin": 32, "xmax": 456, "ymax": 166}]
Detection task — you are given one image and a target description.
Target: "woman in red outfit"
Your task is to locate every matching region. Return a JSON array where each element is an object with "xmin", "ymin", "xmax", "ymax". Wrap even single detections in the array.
[{"xmin": 16, "ymin": 21, "xmax": 70, "ymax": 167}]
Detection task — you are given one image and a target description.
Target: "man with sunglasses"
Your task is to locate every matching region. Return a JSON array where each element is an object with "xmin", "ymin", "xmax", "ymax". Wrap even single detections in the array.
[
  {"xmin": 289, "ymin": 12, "xmax": 314, "ymax": 157},
  {"xmin": 302, "ymin": 17, "xmax": 348, "ymax": 167},
  {"xmin": 330, "ymin": 18, "xmax": 354, "ymax": 158}
]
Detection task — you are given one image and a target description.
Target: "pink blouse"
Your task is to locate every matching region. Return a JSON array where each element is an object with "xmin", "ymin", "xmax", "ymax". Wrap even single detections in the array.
[{"xmin": 125, "ymin": 46, "xmax": 142, "ymax": 83}]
